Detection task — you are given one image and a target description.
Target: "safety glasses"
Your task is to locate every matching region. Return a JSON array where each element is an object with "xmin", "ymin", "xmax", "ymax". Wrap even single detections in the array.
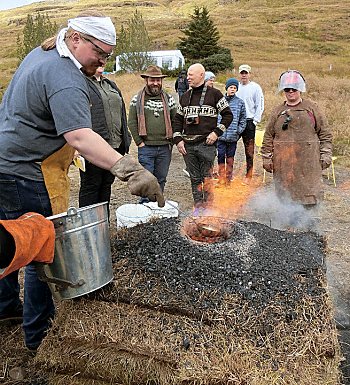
[{"xmin": 81, "ymin": 36, "xmax": 113, "ymax": 60}]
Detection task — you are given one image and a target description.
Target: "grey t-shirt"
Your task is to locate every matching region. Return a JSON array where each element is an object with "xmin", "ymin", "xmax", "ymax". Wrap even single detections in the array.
[{"xmin": 0, "ymin": 47, "xmax": 92, "ymax": 181}]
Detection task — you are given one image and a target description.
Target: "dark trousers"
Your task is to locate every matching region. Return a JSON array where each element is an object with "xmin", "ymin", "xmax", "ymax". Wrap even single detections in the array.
[
  {"xmin": 78, "ymin": 146, "xmax": 125, "ymax": 219},
  {"xmin": 0, "ymin": 173, "xmax": 55, "ymax": 349},
  {"xmin": 183, "ymin": 141, "xmax": 216, "ymax": 206},
  {"xmin": 79, "ymin": 163, "xmax": 115, "ymax": 219},
  {"xmin": 241, "ymin": 119, "xmax": 256, "ymax": 179}
]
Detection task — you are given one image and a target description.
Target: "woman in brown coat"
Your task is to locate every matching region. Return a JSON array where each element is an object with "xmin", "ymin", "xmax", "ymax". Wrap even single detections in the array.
[{"xmin": 261, "ymin": 70, "xmax": 332, "ymax": 207}]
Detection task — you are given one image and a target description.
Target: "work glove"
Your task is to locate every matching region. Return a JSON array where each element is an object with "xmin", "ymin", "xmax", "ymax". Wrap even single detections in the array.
[
  {"xmin": 110, "ymin": 155, "xmax": 165, "ymax": 207},
  {"xmin": 320, "ymin": 154, "xmax": 332, "ymax": 170},
  {"xmin": 262, "ymin": 158, "xmax": 273, "ymax": 173}
]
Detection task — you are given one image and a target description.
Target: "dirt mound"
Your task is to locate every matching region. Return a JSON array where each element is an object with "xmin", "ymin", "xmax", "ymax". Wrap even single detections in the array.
[{"xmin": 31, "ymin": 219, "xmax": 341, "ymax": 384}]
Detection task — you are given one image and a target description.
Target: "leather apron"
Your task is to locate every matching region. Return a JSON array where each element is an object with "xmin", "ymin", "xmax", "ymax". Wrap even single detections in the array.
[{"xmin": 41, "ymin": 143, "xmax": 75, "ymax": 215}]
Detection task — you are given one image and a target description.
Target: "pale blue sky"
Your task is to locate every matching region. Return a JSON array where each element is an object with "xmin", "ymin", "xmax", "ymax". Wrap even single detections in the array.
[{"xmin": 0, "ymin": 0, "xmax": 43, "ymax": 11}]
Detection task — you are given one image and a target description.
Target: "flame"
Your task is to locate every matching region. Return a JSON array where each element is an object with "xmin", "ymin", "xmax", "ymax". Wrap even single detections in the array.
[
  {"xmin": 201, "ymin": 163, "xmax": 264, "ymax": 220},
  {"xmin": 204, "ymin": 178, "xmax": 260, "ymax": 219}
]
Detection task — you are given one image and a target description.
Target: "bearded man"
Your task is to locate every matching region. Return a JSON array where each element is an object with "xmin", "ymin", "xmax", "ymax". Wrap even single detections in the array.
[{"xmin": 128, "ymin": 65, "xmax": 177, "ymax": 202}]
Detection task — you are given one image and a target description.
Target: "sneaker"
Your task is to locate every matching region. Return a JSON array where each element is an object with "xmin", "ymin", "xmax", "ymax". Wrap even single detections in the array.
[{"xmin": 0, "ymin": 307, "xmax": 23, "ymax": 325}]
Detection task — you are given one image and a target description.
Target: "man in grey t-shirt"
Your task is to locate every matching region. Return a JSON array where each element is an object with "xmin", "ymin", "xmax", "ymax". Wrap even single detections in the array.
[{"xmin": 0, "ymin": 12, "xmax": 164, "ymax": 351}]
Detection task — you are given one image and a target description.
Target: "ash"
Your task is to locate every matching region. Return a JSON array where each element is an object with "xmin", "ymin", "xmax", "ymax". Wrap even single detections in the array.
[{"xmin": 112, "ymin": 218, "xmax": 326, "ymax": 314}]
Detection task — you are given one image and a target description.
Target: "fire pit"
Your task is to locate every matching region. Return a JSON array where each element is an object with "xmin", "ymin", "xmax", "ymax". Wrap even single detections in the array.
[
  {"xmin": 182, "ymin": 215, "xmax": 231, "ymax": 243},
  {"xmin": 34, "ymin": 217, "xmax": 341, "ymax": 385}
]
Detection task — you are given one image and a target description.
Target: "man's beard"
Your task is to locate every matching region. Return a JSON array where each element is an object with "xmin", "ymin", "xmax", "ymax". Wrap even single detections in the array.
[
  {"xmin": 146, "ymin": 84, "xmax": 162, "ymax": 96},
  {"xmin": 81, "ymin": 66, "xmax": 98, "ymax": 77}
]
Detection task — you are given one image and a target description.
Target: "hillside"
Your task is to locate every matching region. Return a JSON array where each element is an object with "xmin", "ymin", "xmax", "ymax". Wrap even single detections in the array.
[
  {"xmin": 0, "ymin": 0, "xmax": 349, "ymax": 158},
  {"xmin": 0, "ymin": 0, "xmax": 349, "ymax": 81}
]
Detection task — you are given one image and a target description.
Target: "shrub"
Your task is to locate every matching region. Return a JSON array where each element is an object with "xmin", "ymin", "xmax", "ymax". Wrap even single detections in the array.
[{"xmin": 201, "ymin": 51, "xmax": 234, "ymax": 73}]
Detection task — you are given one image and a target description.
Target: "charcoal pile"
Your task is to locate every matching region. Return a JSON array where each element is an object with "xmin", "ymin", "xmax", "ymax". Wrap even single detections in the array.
[{"xmin": 35, "ymin": 218, "xmax": 342, "ymax": 385}]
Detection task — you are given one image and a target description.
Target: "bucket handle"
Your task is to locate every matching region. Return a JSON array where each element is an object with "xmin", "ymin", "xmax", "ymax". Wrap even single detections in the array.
[{"xmin": 35, "ymin": 263, "xmax": 85, "ymax": 292}]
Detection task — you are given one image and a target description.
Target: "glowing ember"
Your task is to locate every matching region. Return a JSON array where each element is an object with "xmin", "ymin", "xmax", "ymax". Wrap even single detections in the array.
[{"xmin": 182, "ymin": 216, "xmax": 231, "ymax": 243}]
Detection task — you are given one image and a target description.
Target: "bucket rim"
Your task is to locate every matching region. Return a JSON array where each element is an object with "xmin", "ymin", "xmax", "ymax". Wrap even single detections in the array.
[
  {"xmin": 46, "ymin": 201, "xmax": 108, "ymax": 221},
  {"xmin": 116, "ymin": 203, "xmax": 152, "ymax": 219}
]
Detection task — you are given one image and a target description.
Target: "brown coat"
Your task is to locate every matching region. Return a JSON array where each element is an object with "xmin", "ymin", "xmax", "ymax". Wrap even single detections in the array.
[{"xmin": 261, "ymin": 99, "xmax": 332, "ymax": 205}]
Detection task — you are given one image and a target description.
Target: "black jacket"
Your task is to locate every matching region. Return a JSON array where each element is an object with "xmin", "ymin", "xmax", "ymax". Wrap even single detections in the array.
[{"xmin": 175, "ymin": 76, "xmax": 189, "ymax": 93}]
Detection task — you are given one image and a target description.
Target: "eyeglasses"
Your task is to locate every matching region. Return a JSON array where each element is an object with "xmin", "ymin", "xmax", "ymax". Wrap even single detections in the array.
[
  {"xmin": 81, "ymin": 36, "xmax": 113, "ymax": 60},
  {"xmin": 284, "ymin": 88, "xmax": 298, "ymax": 93}
]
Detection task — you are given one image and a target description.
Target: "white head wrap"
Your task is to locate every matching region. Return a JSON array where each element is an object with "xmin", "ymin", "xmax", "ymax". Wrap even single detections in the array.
[
  {"xmin": 68, "ymin": 16, "xmax": 116, "ymax": 45},
  {"xmin": 278, "ymin": 70, "xmax": 306, "ymax": 93}
]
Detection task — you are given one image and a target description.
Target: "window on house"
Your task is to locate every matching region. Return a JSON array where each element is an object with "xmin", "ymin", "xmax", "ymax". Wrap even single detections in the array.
[{"xmin": 162, "ymin": 56, "xmax": 173, "ymax": 68}]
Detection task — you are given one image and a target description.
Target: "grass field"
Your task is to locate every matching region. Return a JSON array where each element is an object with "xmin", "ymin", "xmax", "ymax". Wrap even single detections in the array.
[{"xmin": 0, "ymin": 0, "xmax": 349, "ymax": 161}]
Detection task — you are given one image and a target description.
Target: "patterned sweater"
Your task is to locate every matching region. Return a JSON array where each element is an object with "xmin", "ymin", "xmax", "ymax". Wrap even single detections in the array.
[
  {"xmin": 173, "ymin": 83, "xmax": 233, "ymax": 144},
  {"xmin": 128, "ymin": 91, "xmax": 177, "ymax": 146}
]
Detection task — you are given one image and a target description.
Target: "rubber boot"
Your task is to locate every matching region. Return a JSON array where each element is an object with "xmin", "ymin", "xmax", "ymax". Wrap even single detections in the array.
[
  {"xmin": 226, "ymin": 157, "xmax": 234, "ymax": 183},
  {"xmin": 218, "ymin": 163, "xmax": 226, "ymax": 186}
]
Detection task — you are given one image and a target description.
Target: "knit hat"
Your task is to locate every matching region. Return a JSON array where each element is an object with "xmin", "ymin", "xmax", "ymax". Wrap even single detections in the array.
[
  {"xmin": 204, "ymin": 71, "xmax": 215, "ymax": 82},
  {"xmin": 225, "ymin": 78, "xmax": 239, "ymax": 90}
]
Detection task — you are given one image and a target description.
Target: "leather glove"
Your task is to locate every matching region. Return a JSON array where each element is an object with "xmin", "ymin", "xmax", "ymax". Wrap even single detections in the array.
[
  {"xmin": 110, "ymin": 155, "xmax": 165, "ymax": 207},
  {"xmin": 320, "ymin": 154, "xmax": 332, "ymax": 170},
  {"xmin": 262, "ymin": 158, "xmax": 273, "ymax": 173}
]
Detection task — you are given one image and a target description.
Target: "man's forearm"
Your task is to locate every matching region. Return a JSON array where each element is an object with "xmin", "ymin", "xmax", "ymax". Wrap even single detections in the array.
[{"xmin": 64, "ymin": 128, "xmax": 122, "ymax": 169}]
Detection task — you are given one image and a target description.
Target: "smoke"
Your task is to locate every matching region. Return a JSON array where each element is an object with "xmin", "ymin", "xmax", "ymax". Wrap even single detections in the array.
[{"xmin": 242, "ymin": 186, "xmax": 320, "ymax": 232}]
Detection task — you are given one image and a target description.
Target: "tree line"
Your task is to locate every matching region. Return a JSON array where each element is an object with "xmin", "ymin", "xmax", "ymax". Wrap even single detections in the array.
[{"xmin": 17, "ymin": 7, "xmax": 233, "ymax": 74}]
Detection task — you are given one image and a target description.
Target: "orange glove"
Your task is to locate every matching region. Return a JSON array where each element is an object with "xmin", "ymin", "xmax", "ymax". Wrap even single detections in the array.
[{"xmin": 0, "ymin": 213, "xmax": 55, "ymax": 279}]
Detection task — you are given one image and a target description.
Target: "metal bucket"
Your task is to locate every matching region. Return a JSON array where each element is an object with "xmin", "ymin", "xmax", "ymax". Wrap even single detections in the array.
[{"xmin": 39, "ymin": 202, "xmax": 113, "ymax": 300}]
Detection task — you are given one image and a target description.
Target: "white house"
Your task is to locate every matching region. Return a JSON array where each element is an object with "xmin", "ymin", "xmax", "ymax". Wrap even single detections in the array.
[{"xmin": 115, "ymin": 50, "xmax": 185, "ymax": 72}]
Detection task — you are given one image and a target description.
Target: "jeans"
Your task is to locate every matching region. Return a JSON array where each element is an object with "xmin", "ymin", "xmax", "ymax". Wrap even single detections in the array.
[
  {"xmin": 241, "ymin": 119, "xmax": 256, "ymax": 178},
  {"xmin": 183, "ymin": 141, "xmax": 216, "ymax": 206},
  {"xmin": 217, "ymin": 141, "xmax": 238, "ymax": 163},
  {"xmin": 0, "ymin": 173, "xmax": 55, "ymax": 349},
  {"xmin": 138, "ymin": 144, "xmax": 172, "ymax": 192}
]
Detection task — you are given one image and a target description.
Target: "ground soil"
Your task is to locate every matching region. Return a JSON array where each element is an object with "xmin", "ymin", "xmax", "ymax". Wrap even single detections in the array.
[
  {"xmin": 71, "ymin": 141, "xmax": 350, "ymax": 384},
  {"xmin": 1, "ymin": 120, "xmax": 349, "ymax": 384}
]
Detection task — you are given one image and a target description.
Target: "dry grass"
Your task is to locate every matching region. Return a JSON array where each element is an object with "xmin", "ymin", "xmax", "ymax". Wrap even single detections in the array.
[
  {"xmin": 35, "ymin": 290, "xmax": 341, "ymax": 385},
  {"xmin": 0, "ymin": 0, "xmax": 349, "ymax": 158}
]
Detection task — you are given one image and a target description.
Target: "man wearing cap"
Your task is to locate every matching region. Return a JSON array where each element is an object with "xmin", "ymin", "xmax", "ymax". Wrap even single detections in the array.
[
  {"xmin": 236, "ymin": 64, "xmax": 264, "ymax": 181},
  {"xmin": 0, "ymin": 11, "xmax": 164, "ymax": 351},
  {"xmin": 261, "ymin": 70, "xmax": 332, "ymax": 208},
  {"xmin": 128, "ymin": 65, "xmax": 177, "ymax": 200},
  {"xmin": 173, "ymin": 63, "xmax": 233, "ymax": 212}
]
